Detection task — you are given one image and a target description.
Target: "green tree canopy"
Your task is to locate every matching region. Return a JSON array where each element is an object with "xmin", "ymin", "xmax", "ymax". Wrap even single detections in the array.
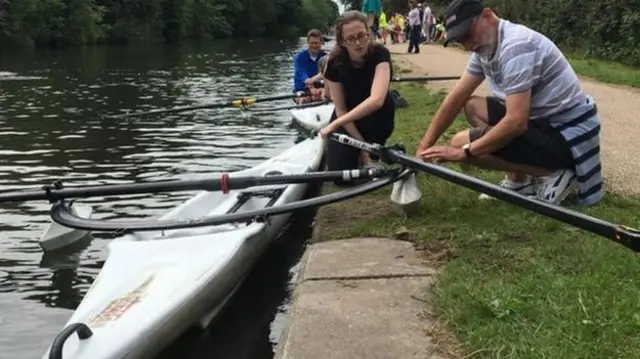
[{"xmin": 0, "ymin": 0, "xmax": 339, "ymax": 49}]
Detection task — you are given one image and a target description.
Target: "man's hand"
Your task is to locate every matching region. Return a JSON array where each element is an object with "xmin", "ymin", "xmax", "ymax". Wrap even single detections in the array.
[
  {"xmin": 304, "ymin": 78, "xmax": 315, "ymax": 87},
  {"xmin": 414, "ymin": 140, "xmax": 431, "ymax": 158},
  {"xmin": 418, "ymin": 145, "xmax": 466, "ymax": 163}
]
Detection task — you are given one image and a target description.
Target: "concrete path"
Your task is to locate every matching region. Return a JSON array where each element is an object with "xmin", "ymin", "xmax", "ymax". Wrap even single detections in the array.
[{"xmin": 275, "ymin": 237, "xmax": 443, "ymax": 359}]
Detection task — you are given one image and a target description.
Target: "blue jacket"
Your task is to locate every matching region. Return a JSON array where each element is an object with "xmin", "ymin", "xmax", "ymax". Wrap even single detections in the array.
[{"xmin": 293, "ymin": 49, "xmax": 327, "ymax": 92}]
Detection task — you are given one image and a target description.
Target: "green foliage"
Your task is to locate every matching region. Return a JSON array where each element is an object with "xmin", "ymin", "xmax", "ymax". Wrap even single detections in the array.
[
  {"xmin": 381, "ymin": 0, "xmax": 408, "ymax": 16},
  {"xmin": 0, "ymin": 0, "xmax": 339, "ymax": 48},
  {"xmin": 425, "ymin": 0, "xmax": 640, "ymax": 66},
  {"xmin": 300, "ymin": 0, "xmax": 339, "ymax": 33}
]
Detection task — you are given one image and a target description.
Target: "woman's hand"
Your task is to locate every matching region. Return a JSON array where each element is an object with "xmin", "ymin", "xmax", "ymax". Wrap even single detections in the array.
[{"xmin": 319, "ymin": 122, "xmax": 339, "ymax": 139}]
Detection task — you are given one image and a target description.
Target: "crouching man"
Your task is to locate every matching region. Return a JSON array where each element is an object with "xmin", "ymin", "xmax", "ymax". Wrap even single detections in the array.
[{"xmin": 415, "ymin": 0, "xmax": 602, "ymax": 205}]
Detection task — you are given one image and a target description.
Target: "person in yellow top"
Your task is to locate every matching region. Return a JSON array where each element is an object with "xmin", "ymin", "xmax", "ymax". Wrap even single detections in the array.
[
  {"xmin": 387, "ymin": 15, "xmax": 397, "ymax": 43},
  {"xmin": 396, "ymin": 14, "xmax": 405, "ymax": 43},
  {"xmin": 378, "ymin": 11, "xmax": 388, "ymax": 44}
]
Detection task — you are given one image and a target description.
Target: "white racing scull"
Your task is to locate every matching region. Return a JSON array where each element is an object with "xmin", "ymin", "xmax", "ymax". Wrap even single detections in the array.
[{"xmin": 42, "ymin": 105, "xmax": 332, "ymax": 359}]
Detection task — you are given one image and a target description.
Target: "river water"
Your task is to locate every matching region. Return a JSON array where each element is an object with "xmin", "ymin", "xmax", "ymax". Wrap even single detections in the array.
[{"xmin": 0, "ymin": 38, "xmax": 321, "ymax": 358}]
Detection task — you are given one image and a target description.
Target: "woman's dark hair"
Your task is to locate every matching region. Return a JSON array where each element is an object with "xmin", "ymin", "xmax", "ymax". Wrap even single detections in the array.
[
  {"xmin": 328, "ymin": 10, "xmax": 374, "ymax": 78},
  {"xmin": 318, "ymin": 56, "xmax": 329, "ymax": 74}
]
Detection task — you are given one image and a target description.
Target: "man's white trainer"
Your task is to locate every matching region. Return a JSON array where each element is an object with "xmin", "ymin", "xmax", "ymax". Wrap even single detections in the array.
[
  {"xmin": 479, "ymin": 176, "xmax": 537, "ymax": 200},
  {"xmin": 534, "ymin": 168, "xmax": 577, "ymax": 204}
]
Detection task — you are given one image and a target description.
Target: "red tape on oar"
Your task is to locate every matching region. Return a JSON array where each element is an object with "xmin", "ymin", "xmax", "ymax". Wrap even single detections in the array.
[{"xmin": 220, "ymin": 173, "xmax": 229, "ymax": 194}]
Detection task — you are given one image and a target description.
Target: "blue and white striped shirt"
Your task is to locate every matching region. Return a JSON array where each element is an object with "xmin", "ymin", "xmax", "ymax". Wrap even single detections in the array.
[{"xmin": 467, "ymin": 20, "xmax": 603, "ymax": 205}]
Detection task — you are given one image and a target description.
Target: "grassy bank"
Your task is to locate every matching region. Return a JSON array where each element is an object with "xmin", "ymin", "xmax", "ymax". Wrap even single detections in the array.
[
  {"xmin": 313, "ymin": 83, "xmax": 640, "ymax": 358},
  {"xmin": 433, "ymin": 38, "xmax": 640, "ymax": 87},
  {"xmin": 568, "ymin": 55, "xmax": 640, "ymax": 88}
]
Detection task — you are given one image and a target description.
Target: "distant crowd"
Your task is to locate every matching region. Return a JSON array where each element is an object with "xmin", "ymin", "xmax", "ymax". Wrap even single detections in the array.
[{"xmin": 371, "ymin": 3, "xmax": 446, "ymax": 47}]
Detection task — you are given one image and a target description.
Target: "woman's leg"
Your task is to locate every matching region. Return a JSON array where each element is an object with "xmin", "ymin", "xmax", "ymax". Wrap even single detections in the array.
[{"xmin": 325, "ymin": 112, "xmax": 361, "ymax": 185}]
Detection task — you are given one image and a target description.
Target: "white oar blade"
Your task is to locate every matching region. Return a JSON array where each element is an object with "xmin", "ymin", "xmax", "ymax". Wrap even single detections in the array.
[
  {"xmin": 39, "ymin": 204, "xmax": 93, "ymax": 252},
  {"xmin": 391, "ymin": 172, "xmax": 422, "ymax": 217}
]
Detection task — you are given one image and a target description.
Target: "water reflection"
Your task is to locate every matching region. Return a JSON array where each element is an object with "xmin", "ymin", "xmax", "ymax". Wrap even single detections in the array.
[{"xmin": 0, "ymin": 38, "xmax": 321, "ymax": 358}]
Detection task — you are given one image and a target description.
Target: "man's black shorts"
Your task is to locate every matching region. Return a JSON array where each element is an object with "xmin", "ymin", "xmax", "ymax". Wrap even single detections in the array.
[{"xmin": 468, "ymin": 96, "xmax": 574, "ymax": 170}]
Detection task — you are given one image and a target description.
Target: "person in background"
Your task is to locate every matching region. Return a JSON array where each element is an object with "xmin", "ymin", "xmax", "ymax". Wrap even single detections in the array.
[
  {"xmin": 434, "ymin": 20, "xmax": 446, "ymax": 42},
  {"xmin": 318, "ymin": 11, "xmax": 396, "ymax": 181},
  {"xmin": 417, "ymin": 3, "xmax": 426, "ymax": 42},
  {"xmin": 361, "ymin": 0, "xmax": 382, "ymax": 39},
  {"xmin": 407, "ymin": 1, "xmax": 422, "ymax": 53},
  {"xmin": 396, "ymin": 13, "xmax": 406, "ymax": 43},
  {"xmin": 429, "ymin": 9, "xmax": 438, "ymax": 41},
  {"xmin": 378, "ymin": 11, "xmax": 388, "ymax": 45},
  {"xmin": 301, "ymin": 55, "xmax": 331, "ymax": 102},
  {"xmin": 387, "ymin": 14, "xmax": 398, "ymax": 43},
  {"xmin": 403, "ymin": 13, "xmax": 410, "ymax": 42},
  {"xmin": 292, "ymin": 29, "xmax": 327, "ymax": 103},
  {"xmin": 317, "ymin": 56, "xmax": 331, "ymax": 100},
  {"xmin": 422, "ymin": 3, "xmax": 435, "ymax": 43},
  {"xmin": 416, "ymin": 0, "xmax": 602, "ymax": 206}
]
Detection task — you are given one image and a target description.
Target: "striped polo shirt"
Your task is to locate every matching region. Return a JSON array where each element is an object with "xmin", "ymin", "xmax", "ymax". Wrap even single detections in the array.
[{"xmin": 466, "ymin": 19, "xmax": 603, "ymax": 205}]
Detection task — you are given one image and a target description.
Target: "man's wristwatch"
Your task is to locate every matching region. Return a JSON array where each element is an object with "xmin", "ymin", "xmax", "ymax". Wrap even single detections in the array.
[{"xmin": 462, "ymin": 143, "xmax": 473, "ymax": 158}]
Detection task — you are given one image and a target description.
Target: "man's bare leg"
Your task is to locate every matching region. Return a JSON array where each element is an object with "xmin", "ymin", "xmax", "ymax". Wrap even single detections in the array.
[
  {"xmin": 450, "ymin": 130, "xmax": 553, "ymax": 176},
  {"xmin": 463, "ymin": 96, "xmax": 526, "ymax": 182}
]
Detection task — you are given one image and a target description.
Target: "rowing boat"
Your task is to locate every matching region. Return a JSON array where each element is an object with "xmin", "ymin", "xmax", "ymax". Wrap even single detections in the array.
[
  {"xmin": 42, "ymin": 106, "xmax": 332, "ymax": 359},
  {"xmin": 37, "ymin": 100, "xmax": 332, "ymax": 253}
]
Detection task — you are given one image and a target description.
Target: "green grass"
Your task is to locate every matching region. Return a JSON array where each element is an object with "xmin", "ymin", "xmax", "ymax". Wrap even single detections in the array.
[
  {"xmin": 315, "ymin": 83, "xmax": 640, "ymax": 359},
  {"xmin": 431, "ymin": 39, "xmax": 640, "ymax": 88},
  {"xmin": 568, "ymin": 54, "xmax": 640, "ymax": 88}
]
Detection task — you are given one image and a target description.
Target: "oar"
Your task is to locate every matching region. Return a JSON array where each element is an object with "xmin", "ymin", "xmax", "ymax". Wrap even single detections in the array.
[
  {"xmin": 0, "ymin": 168, "xmax": 389, "ymax": 203},
  {"xmin": 109, "ymin": 91, "xmax": 310, "ymax": 119},
  {"xmin": 327, "ymin": 132, "xmax": 640, "ymax": 253},
  {"xmin": 247, "ymin": 99, "xmax": 331, "ymax": 115},
  {"xmin": 391, "ymin": 75, "xmax": 460, "ymax": 82},
  {"xmin": 298, "ymin": 123, "xmax": 422, "ymax": 215},
  {"xmin": 310, "ymin": 75, "xmax": 460, "ymax": 89}
]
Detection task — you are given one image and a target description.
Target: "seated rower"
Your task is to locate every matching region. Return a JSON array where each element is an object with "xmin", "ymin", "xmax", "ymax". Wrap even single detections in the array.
[
  {"xmin": 305, "ymin": 56, "xmax": 331, "ymax": 101},
  {"xmin": 293, "ymin": 29, "xmax": 327, "ymax": 104},
  {"xmin": 318, "ymin": 11, "xmax": 396, "ymax": 182},
  {"xmin": 415, "ymin": 0, "xmax": 602, "ymax": 206}
]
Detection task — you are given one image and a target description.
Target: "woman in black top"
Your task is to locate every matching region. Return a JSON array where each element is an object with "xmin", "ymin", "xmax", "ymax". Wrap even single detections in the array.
[{"xmin": 319, "ymin": 10, "xmax": 395, "ymax": 172}]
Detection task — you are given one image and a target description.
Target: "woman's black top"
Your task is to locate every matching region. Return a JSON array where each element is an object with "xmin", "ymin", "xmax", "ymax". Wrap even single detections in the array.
[{"xmin": 324, "ymin": 44, "xmax": 395, "ymax": 137}]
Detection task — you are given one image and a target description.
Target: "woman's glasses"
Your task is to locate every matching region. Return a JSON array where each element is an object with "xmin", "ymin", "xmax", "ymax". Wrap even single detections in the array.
[{"xmin": 343, "ymin": 32, "xmax": 370, "ymax": 45}]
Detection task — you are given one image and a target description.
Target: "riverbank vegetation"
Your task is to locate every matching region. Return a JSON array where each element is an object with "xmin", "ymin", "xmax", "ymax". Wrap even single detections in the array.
[
  {"xmin": 313, "ymin": 81, "xmax": 640, "ymax": 358},
  {"xmin": 0, "ymin": 0, "xmax": 338, "ymax": 49},
  {"xmin": 340, "ymin": 0, "xmax": 640, "ymax": 86}
]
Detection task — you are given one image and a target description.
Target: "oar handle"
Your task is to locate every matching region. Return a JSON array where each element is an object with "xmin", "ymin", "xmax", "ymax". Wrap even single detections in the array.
[{"xmin": 0, "ymin": 168, "xmax": 387, "ymax": 203}]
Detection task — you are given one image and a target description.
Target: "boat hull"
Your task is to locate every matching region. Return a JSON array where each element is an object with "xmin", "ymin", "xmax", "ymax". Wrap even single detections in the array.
[{"xmin": 42, "ymin": 106, "xmax": 333, "ymax": 359}]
